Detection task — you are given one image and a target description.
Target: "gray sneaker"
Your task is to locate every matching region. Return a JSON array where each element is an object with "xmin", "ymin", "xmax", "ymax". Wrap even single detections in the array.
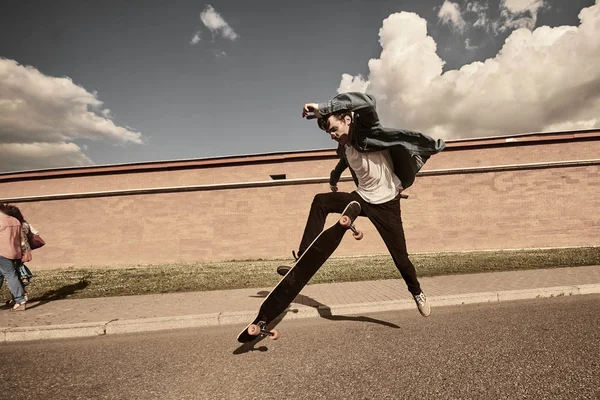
[
  {"xmin": 340, "ymin": 201, "xmax": 361, "ymax": 224},
  {"xmin": 276, "ymin": 264, "xmax": 292, "ymax": 276},
  {"xmin": 413, "ymin": 292, "xmax": 431, "ymax": 317},
  {"xmin": 276, "ymin": 251, "xmax": 299, "ymax": 276}
]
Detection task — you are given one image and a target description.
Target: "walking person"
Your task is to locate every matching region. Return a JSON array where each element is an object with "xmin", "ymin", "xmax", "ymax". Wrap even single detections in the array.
[
  {"xmin": 276, "ymin": 92, "xmax": 445, "ymax": 316},
  {"xmin": 1, "ymin": 204, "xmax": 36, "ymax": 293},
  {"xmin": 0, "ymin": 203, "xmax": 28, "ymax": 311}
]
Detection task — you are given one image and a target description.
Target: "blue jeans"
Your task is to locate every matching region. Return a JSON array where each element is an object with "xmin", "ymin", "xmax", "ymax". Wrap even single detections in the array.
[{"xmin": 0, "ymin": 256, "xmax": 25, "ymax": 303}]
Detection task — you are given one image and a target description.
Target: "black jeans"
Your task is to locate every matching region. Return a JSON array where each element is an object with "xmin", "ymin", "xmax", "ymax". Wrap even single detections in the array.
[{"xmin": 298, "ymin": 191, "xmax": 422, "ymax": 295}]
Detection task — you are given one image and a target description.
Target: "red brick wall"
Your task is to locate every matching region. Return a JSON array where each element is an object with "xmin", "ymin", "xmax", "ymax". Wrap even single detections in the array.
[
  {"xmin": 2, "ymin": 135, "xmax": 599, "ymax": 270},
  {"xmin": 2, "ymin": 140, "xmax": 597, "ymax": 199}
]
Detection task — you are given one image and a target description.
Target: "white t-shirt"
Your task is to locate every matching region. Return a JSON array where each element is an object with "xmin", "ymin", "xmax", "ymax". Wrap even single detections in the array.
[{"xmin": 344, "ymin": 145, "xmax": 402, "ymax": 204}]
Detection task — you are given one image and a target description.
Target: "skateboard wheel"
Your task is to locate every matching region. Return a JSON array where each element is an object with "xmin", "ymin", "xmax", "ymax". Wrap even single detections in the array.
[
  {"xmin": 340, "ymin": 215, "xmax": 352, "ymax": 228},
  {"xmin": 269, "ymin": 329, "xmax": 280, "ymax": 340},
  {"xmin": 352, "ymin": 230, "xmax": 364, "ymax": 240},
  {"xmin": 247, "ymin": 324, "xmax": 261, "ymax": 336}
]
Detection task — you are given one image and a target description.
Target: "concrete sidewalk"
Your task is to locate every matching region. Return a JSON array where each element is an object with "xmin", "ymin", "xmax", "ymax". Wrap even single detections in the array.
[{"xmin": 1, "ymin": 265, "xmax": 599, "ymax": 343}]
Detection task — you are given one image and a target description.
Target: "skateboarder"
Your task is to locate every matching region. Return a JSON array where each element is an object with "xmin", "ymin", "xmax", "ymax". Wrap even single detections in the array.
[{"xmin": 277, "ymin": 92, "xmax": 445, "ymax": 317}]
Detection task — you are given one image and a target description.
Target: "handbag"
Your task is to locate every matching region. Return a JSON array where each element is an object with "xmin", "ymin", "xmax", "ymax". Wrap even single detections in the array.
[
  {"xmin": 27, "ymin": 227, "xmax": 46, "ymax": 250},
  {"xmin": 18, "ymin": 263, "xmax": 33, "ymax": 286}
]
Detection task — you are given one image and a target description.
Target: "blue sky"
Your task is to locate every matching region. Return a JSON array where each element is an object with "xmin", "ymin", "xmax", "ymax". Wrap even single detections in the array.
[{"xmin": 1, "ymin": 0, "xmax": 598, "ymax": 172}]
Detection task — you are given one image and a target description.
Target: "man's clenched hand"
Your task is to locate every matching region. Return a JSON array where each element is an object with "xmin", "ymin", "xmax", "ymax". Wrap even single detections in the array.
[{"xmin": 302, "ymin": 103, "xmax": 321, "ymax": 119}]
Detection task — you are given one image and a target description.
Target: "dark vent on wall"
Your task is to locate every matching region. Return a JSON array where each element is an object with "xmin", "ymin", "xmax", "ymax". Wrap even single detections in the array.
[{"xmin": 270, "ymin": 174, "xmax": 287, "ymax": 180}]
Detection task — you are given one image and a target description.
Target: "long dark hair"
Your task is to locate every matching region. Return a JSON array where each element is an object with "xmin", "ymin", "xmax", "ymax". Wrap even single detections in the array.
[{"xmin": 0, "ymin": 203, "xmax": 26, "ymax": 224}]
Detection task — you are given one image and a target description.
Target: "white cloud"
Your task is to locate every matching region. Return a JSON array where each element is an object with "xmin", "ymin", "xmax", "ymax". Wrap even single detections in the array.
[
  {"xmin": 190, "ymin": 31, "xmax": 202, "ymax": 45},
  {"xmin": 438, "ymin": 1, "xmax": 466, "ymax": 31},
  {"xmin": 0, "ymin": 142, "xmax": 93, "ymax": 172},
  {"xmin": 466, "ymin": 1, "xmax": 487, "ymax": 13},
  {"xmin": 498, "ymin": 0, "xmax": 546, "ymax": 32},
  {"xmin": 460, "ymin": 0, "xmax": 545, "ymax": 34},
  {"xmin": 339, "ymin": 74, "xmax": 370, "ymax": 93},
  {"xmin": 466, "ymin": 1, "xmax": 490, "ymax": 29},
  {"xmin": 337, "ymin": 2, "xmax": 600, "ymax": 140},
  {"xmin": 502, "ymin": 0, "xmax": 544, "ymax": 14},
  {"xmin": 465, "ymin": 38, "xmax": 479, "ymax": 50},
  {"xmin": 473, "ymin": 13, "xmax": 489, "ymax": 29},
  {"xmin": 101, "ymin": 108, "xmax": 113, "ymax": 119},
  {"xmin": 0, "ymin": 58, "xmax": 143, "ymax": 172},
  {"xmin": 200, "ymin": 5, "xmax": 239, "ymax": 41}
]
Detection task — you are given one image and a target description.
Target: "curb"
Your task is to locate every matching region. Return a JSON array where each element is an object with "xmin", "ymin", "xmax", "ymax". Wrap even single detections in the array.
[
  {"xmin": 105, "ymin": 313, "xmax": 221, "ymax": 335},
  {"xmin": 3, "ymin": 322, "xmax": 107, "ymax": 343},
  {"xmin": 2, "ymin": 284, "xmax": 599, "ymax": 343}
]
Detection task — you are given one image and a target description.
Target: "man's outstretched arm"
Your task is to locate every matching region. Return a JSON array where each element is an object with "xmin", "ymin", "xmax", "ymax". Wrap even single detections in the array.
[
  {"xmin": 318, "ymin": 92, "xmax": 376, "ymax": 115},
  {"xmin": 302, "ymin": 92, "xmax": 377, "ymax": 120}
]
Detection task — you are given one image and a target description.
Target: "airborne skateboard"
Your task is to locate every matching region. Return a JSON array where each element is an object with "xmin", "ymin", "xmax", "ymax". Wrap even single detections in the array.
[{"xmin": 236, "ymin": 201, "xmax": 363, "ymax": 343}]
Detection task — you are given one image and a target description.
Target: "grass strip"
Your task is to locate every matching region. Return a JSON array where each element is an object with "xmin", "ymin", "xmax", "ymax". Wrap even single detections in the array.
[{"xmin": 2, "ymin": 247, "xmax": 598, "ymax": 301}]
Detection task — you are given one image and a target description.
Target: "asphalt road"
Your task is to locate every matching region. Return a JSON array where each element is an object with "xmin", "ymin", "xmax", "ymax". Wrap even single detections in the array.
[{"xmin": 1, "ymin": 295, "xmax": 599, "ymax": 400}]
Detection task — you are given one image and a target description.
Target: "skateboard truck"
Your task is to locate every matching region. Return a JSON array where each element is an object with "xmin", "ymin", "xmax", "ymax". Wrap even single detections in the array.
[
  {"xmin": 247, "ymin": 321, "xmax": 280, "ymax": 340},
  {"xmin": 339, "ymin": 215, "xmax": 364, "ymax": 240}
]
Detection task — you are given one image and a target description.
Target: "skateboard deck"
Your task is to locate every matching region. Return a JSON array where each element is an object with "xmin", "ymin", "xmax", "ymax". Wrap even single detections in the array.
[{"xmin": 237, "ymin": 201, "xmax": 362, "ymax": 343}]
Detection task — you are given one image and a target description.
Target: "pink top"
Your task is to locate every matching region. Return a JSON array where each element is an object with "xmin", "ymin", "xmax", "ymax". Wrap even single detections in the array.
[{"xmin": 0, "ymin": 212, "xmax": 22, "ymax": 260}]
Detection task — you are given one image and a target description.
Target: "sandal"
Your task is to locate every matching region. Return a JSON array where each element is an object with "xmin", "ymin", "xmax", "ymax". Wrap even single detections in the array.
[{"xmin": 11, "ymin": 302, "xmax": 26, "ymax": 312}]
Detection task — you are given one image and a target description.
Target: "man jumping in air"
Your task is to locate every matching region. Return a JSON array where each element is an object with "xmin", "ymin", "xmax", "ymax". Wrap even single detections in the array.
[{"xmin": 277, "ymin": 92, "xmax": 445, "ymax": 317}]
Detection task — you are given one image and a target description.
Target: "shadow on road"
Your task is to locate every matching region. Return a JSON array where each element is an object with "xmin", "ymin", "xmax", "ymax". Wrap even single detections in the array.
[
  {"xmin": 234, "ymin": 287, "xmax": 400, "ymax": 354},
  {"xmin": 250, "ymin": 290, "xmax": 400, "ymax": 328}
]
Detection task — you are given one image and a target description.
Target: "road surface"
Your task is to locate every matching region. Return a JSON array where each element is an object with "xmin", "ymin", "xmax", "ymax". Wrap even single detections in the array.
[{"xmin": 1, "ymin": 294, "xmax": 599, "ymax": 399}]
